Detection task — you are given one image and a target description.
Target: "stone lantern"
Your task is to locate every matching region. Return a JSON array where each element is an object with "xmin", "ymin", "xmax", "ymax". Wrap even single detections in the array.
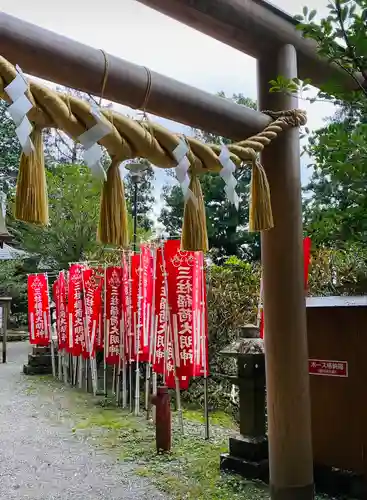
[
  {"xmin": 0, "ymin": 192, "xmax": 12, "ymax": 249},
  {"xmin": 219, "ymin": 324, "xmax": 269, "ymax": 482}
]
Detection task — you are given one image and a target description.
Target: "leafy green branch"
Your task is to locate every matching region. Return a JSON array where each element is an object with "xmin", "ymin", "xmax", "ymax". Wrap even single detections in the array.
[{"xmin": 269, "ymin": 0, "xmax": 367, "ymax": 115}]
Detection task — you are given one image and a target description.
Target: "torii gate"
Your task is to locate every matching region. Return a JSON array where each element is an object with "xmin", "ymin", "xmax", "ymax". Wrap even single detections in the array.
[{"xmin": 0, "ymin": 3, "xmax": 359, "ymax": 498}]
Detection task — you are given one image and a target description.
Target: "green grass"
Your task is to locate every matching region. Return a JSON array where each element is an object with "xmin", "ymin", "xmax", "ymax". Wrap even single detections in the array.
[
  {"xmin": 182, "ymin": 408, "xmax": 237, "ymax": 429},
  {"xmin": 24, "ymin": 376, "xmax": 337, "ymax": 500}
]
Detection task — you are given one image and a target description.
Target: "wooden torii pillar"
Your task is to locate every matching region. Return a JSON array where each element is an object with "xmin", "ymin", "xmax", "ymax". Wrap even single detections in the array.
[{"xmin": 258, "ymin": 45, "xmax": 313, "ymax": 499}]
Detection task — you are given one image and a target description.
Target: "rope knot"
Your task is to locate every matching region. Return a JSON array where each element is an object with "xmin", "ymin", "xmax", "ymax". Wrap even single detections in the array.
[{"xmin": 263, "ymin": 109, "xmax": 307, "ymax": 127}]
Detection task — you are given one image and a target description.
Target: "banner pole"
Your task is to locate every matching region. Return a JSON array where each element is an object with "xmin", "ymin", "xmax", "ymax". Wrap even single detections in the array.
[
  {"xmin": 50, "ymin": 334, "xmax": 56, "ymax": 379},
  {"xmin": 118, "ymin": 257, "xmax": 126, "ymax": 407},
  {"xmin": 45, "ymin": 273, "xmax": 56, "ymax": 378},
  {"xmin": 103, "ymin": 265, "xmax": 108, "ymax": 398},
  {"xmin": 69, "ymin": 353, "xmax": 72, "ymax": 385},
  {"xmin": 83, "ymin": 268, "xmax": 99, "ymax": 396},
  {"xmin": 202, "ymin": 256, "xmax": 210, "ymax": 441},
  {"xmin": 161, "ymin": 242, "xmax": 184, "ymax": 435},
  {"xmin": 121, "ymin": 251, "xmax": 129, "ymax": 409},
  {"xmin": 62, "ymin": 350, "xmax": 66, "ymax": 384},
  {"xmin": 72, "ymin": 355, "xmax": 76, "ymax": 385},
  {"xmin": 58, "ymin": 350, "xmax": 62, "ymax": 380},
  {"xmin": 81, "ymin": 270, "xmax": 89, "ymax": 393},
  {"xmin": 54, "ymin": 276, "xmax": 63, "ymax": 381},
  {"xmin": 117, "ymin": 316, "xmax": 123, "ymax": 406},
  {"xmin": 128, "ymin": 252, "xmax": 133, "ymax": 412},
  {"xmin": 89, "ymin": 318, "xmax": 98, "ymax": 396},
  {"xmin": 112, "ymin": 364, "xmax": 116, "ymax": 396},
  {"xmin": 135, "ymin": 250, "xmax": 143, "ymax": 417},
  {"xmin": 151, "ymin": 303, "xmax": 158, "ymax": 423},
  {"xmin": 63, "ymin": 272, "xmax": 70, "ymax": 385},
  {"xmin": 67, "ymin": 268, "xmax": 77, "ymax": 386},
  {"xmin": 144, "ymin": 363, "xmax": 149, "ymax": 415},
  {"xmin": 78, "ymin": 354, "xmax": 83, "ymax": 389},
  {"xmin": 146, "ymin": 243, "xmax": 157, "ymax": 420},
  {"xmin": 85, "ymin": 358, "xmax": 88, "ymax": 392},
  {"xmin": 122, "ymin": 356, "xmax": 127, "ymax": 408},
  {"xmin": 152, "ymin": 372, "xmax": 158, "ymax": 423}
]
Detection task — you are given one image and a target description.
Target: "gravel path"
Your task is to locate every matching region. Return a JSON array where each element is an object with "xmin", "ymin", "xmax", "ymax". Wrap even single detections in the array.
[{"xmin": 0, "ymin": 342, "xmax": 167, "ymax": 500}]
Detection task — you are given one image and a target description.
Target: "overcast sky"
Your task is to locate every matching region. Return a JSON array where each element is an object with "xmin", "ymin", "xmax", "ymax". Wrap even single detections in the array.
[{"xmin": 3, "ymin": 0, "xmax": 335, "ymax": 220}]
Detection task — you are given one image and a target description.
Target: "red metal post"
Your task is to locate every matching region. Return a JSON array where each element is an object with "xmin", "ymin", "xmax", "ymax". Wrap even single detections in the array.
[{"xmin": 151, "ymin": 386, "xmax": 171, "ymax": 453}]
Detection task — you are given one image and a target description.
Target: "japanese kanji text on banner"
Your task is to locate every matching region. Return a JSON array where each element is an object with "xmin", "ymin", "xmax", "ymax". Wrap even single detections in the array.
[{"xmin": 27, "ymin": 273, "xmax": 51, "ymax": 346}]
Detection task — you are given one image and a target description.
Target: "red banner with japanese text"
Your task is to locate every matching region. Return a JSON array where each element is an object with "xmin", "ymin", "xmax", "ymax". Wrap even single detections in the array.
[
  {"xmin": 138, "ymin": 244, "xmax": 154, "ymax": 362},
  {"xmin": 57, "ymin": 271, "xmax": 68, "ymax": 350},
  {"xmin": 95, "ymin": 271, "xmax": 104, "ymax": 352},
  {"xmin": 129, "ymin": 255, "xmax": 140, "ymax": 362},
  {"xmin": 68, "ymin": 264, "xmax": 85, "ymax": 355},
  {"xmin": 153, "ymin": 246, "xmax": 169, "ymax": 376},
  {"xmin": 192, "ymin": 252, "xmax": 209, "ymax": 378},
  {"xmin": 121, "ymin": 253, "xmax": 130, "ymax": 361},
  {"xmin": 82, "ymin": 268, "xmax": 103, "ymax": 359},
  {"xmin": 52, "ymin": 278, "xmax": 59, "ymax": 342},
  {"xmin": 165, "ymin": 240, "xmax": 197, "ymax": 390},
  {"xmin": 27, "ymin": 273, "xmax": 50, "ymax": 346},
  {"xmin": 105, "ymin": 266, "xmax": 122, "ymax": 365},
  {"xmin": 259, "ymin": 237, "xmax": 312, "ymax": 339}
]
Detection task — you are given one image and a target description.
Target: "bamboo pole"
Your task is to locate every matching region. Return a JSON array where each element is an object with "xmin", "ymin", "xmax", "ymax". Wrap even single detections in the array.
[
  {"xmin": 45, "ymin": 274, "xmax": 56, "ymax": 378},
  {"xmin": 121, "ymin": 251, "xmax": 129, "ymax": 409},
  {"xmin": 103, "ymin": 266, "xmax": 108, "ymax": 398},
  {"xmin": 146, "ymin": 244, "xmax": 157, "ymax": 420},
  {"xmin": 81, "ymin": 270, "xmax": 98, "ymax": 396},
  {"xmin": 117, "ymin": 314, "xmax": 124, "ymax": 406},
  {"xmin": 134, "ymin": 252, "xmax": 143, "ymax": 416},
  {"xmin": 161, "ymin": 242, "xmax": 184, "ymax": 434},
  {"xmin": 78, "ymin": 355, "xmax": 83, "ymax": 389},
  {"xmin": 128, "ymin": 252, "xmax": 133, "ymax": 412},
  {"xmin": 201, "ymin": 257, "xmax": 209, "ymax": 441}
]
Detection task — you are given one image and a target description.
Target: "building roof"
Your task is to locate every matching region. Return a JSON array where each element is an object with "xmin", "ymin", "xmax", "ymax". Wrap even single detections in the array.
[
  {"xmin": 306, "ymin": 296, "xmax": 367, "ymax": 308},
  {"xmin": 0, "ymin": 243, "xmax": 26, "ymax": 261}
]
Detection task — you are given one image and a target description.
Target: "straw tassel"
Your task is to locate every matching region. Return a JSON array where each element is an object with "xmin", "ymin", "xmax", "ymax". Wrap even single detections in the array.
[
  {"xmin": 97, "ymin": 158, "xmax": 129, "ymax": 248},
  {"xmin": 14, "ymin": 125, "xmax": 49, "ymax": 225},
  {"xmin": 181, "ymin": 173, "xmax": 209, "ymax": 253},
  {"xmin": 249, "ymin": 160, "xmax": 274, "ymax": 232}
]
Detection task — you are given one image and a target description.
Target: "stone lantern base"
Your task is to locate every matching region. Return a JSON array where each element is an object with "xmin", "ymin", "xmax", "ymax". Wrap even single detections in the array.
[
  {"xmin": 219, "ymin": 326, "xmax": 269, "ymax": 482},
  {"xmin": 220, "ymin": 436, "xmax": 269, "ymax": 482}
]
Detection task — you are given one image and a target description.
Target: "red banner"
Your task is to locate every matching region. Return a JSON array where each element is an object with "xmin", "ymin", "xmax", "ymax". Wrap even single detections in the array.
[
  {"xmin": 121, "ymin": 252, "xmax": 130, "ymax": 361},
  {"xmin": 95, "ymin": 271, "xmax": 104, "ymax": 352},
  {"xmin": 129, "ymin": 255, "xmax": 140, "ymax": 362},
  {"xmin": 68, "ymin": 264, "xmax": 85, "ymax": 355},
  {"xmin": 82, "ymin": 268, "xmax": 103, "ymax": 359},
  {"xmin": 153, "ymin": 246, "xmax": 169, "ymax": 375},
  {"xmin": 193, "ymin": 252, "xmax": 209, "ymax": 377},
  {"xmin": 52, "ymin": 278, "xmax": 59, "ymax": 343},
  {"xmin": 105, "ymin": 266, "xmax": 122, "ymax": 365},
  {"xmin": 165, "ymin": 240, "xmax": 196, "ymax": 390},
  {"xmin": 259, "ymin": 237, "xmax": 312, "ymax": 339},
  {"xmin": 303, "ymin": 236, "xmax": 312, "ymax": 290},
  {"xmin": 151, "ymin": 242, "xmax": 208, "ymax": 389},
  {"xmin": 57, "ymin": 272, "xmax": 68, "ymax": 350},
  {"xmin": 27, "ymin": 273, "xmax": 50, "ymax": 346},
  {"xmin": 202, "ymin": 263, "xmax": 210, "ymax": 377},
  {"xmin": 138, "ymin": 244, "xmax": 154, "ymax": 362}
]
